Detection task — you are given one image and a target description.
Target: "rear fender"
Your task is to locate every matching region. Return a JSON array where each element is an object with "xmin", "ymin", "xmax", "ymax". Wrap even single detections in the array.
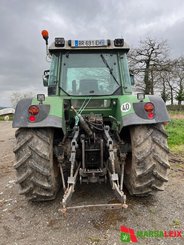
[
  {"xmin": 118, "ymin": 95, "xmax": 170, "ymax": 131},
  {"xmin": 12, "ymin": 97, "xmax": 66, "ymax": 133}
]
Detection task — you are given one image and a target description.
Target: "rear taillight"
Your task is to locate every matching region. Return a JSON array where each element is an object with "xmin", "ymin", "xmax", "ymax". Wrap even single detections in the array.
[
  {"xmin": 28, "ymin": 105, "xmax": 39, "ymax": 115},
  {"xmin": 147, "ymin": 112, "xmax": 154, "ymax": 119},
  {"xmin": 144, "ymin": 102, "xmax": 154, "ymax": 112},
  {"xmin": 29, "ymin": 115, "xmax": 36, "ymax": 122},
  {"xmin": 144, "ymin": 102, "xmax": 155, "ymax": 119},
  {"xmin": 28, "ymin": 105, "xmax": 39, "ymax": 122}
]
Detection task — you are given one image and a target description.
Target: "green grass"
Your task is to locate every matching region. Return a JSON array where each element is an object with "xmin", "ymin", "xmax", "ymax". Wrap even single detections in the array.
[{"xmin": 165, "ymin": 119, "xmax": 184, "ymax": 151}]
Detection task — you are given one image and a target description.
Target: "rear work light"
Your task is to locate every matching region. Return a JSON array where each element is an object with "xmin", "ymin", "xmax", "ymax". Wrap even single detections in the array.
[
  {"xmin": 137, "ymin": 93, "xmax": 145, "ymax": 102},
  {"xmin": 114, "ymin": 38, "xmax": 124, "ymax": 47},
  {"xmin": 144, "ymin": 102, "xmax": 155, "ymax": 119},
  {"xmin": 55, "ymin": 37, "xmax": 65, "ymax": 47}
]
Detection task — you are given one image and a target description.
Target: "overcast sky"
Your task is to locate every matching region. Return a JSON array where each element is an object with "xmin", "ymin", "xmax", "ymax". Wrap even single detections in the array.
[{"xmin": 0, "ymin": 0, "xmax": 184, "ymax": 106}]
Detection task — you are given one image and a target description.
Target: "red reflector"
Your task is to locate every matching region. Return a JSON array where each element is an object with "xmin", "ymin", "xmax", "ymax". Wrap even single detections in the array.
[
  {"xmin": 29, "ymin": 115, "xmax": 36, "ymax": 122},
  {"xmin": 28, "ymin": 105, "xmax": 39, "ymax": 115},
  {"xmin": 147, "ymin": 112, "xmax": 154, "ymax": 119},
  {"xmin": 144, "ymin": 102, "xmax": 154, "ymax": 112}
]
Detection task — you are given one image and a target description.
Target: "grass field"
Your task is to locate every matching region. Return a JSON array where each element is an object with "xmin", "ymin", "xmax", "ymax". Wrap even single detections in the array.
[{"xmin": 165, "ymin": 116, "xmax": 184, "ymax": 155}]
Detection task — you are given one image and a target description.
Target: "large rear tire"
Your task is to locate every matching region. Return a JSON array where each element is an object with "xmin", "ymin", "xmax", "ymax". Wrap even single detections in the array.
[
  {"xmin": 13, "ymin": 128, "xmax": 61, "ymax": 201},
  {"xmin": 124, "ymin": 124, "xmax": 170, "ymax": 196}
]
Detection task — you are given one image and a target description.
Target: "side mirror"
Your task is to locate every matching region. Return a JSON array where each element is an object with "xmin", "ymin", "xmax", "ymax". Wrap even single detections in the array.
[
  {"xmin": 130, "ymin": 71, "xmax": 135, "ymax": 86},
  {"xmin": 43, "ymin": 70, "xmax": 50, "ymax": 87}
]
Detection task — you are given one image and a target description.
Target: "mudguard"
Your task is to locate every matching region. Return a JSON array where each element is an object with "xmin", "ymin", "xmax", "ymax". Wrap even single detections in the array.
[
  {"xmin": 117, "ymin": 95, "xmax": 170, "ymax": 130},
  {"xmin": 12, "ymin": 96, "xmax": 66, "ymax": 133}
]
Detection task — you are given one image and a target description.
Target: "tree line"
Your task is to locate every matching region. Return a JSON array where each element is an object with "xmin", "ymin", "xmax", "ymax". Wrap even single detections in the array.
[{"xmin": 128, "ymin": 38, "xmax": 184, "ymax": 105}]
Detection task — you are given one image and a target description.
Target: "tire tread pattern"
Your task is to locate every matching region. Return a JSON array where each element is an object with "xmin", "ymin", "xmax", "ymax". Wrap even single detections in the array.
[
  {"xmin": 124, "ymin": 124, "xmax": 170, "ymax": 196},
  {"xmin": 14, "ymin": 128, "xmax": 60, "ymax": 201}
]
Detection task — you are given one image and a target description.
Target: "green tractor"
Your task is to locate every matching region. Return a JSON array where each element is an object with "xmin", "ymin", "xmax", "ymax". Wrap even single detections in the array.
[{"xmin": 13, "ymin": 30, "xmax": 170, "ymax": 209}]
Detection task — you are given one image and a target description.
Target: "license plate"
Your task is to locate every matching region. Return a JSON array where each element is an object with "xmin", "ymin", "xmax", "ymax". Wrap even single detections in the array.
[{"xmin": 71, "ymin": 39, "xmax": 108, "ymax": 48}]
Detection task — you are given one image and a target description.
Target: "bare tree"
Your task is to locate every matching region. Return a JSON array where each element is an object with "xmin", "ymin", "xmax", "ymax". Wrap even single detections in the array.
[
  {"xmin": 173, "ymin": 57, "xmax": 184, "ymax": 106},
  {"xmin": 129, "ymin": 38, "xmax": 169, "ymax": 95},
  {"xmin": 155, "ymin": 60, "xmax": 176, "ymax": 104},
  {"xmin": 159, "ymin": 73, "xmax": 171, "ymax": 103}
]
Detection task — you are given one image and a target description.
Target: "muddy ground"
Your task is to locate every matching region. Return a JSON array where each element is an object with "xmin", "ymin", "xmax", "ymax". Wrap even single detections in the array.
[{"xmin": 0, "ymin": 121, "xmax": 184, "ymax": 245}]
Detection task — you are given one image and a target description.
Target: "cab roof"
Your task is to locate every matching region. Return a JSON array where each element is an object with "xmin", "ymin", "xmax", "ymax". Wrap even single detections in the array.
[{"xmin": 49, "ymin": 38, "xmax": 130, "ymax": 53}]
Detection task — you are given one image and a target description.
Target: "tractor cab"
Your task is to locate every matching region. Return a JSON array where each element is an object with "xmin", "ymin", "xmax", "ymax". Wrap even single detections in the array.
[{"xmin": 42, "ymin": 32, "xmax": 133, "ymax": 97}]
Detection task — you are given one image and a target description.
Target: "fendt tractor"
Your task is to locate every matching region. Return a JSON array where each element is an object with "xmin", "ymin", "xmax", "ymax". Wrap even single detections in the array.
[{"xmin": 13, "ymin": 30, "xmax": 170, "ymax": 210}]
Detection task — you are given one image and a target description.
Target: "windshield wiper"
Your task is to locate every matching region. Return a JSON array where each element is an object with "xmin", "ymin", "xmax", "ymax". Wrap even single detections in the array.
[{"xmin": 100, "ymin": 54, "xmax": 120, "ymax": 86}]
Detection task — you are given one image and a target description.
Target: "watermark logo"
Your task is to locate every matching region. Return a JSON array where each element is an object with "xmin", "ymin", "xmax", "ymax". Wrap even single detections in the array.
[
  {"xmin": 120, "ymin": 226, "xmax": 138, "ymax": 243},
  {"xmin": 120, "ymin": 226, "xmax": 183, "ymax": 243}
]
